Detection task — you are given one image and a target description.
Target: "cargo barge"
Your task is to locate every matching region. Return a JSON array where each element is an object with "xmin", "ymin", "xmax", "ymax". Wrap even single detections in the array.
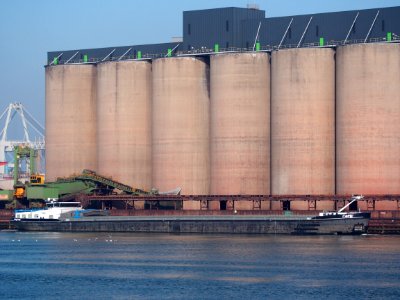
[
  {"xmin": 11, "ymin": 196, "xmax": 370, "ymax": 235},
  {"xmin": 11, "ymin": 214, "xmax": 370, "ymax": 235}
]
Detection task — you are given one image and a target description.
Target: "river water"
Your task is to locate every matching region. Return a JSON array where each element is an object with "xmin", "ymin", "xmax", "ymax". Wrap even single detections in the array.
[{"xmin": 0, "ymin": 232, "xmax": 399, "ymax": 299}]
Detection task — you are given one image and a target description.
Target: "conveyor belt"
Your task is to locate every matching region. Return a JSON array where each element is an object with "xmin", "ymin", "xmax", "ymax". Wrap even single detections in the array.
[{"xmin": 75, "ymin": 169, "xmax": 150, "ymax": 195}]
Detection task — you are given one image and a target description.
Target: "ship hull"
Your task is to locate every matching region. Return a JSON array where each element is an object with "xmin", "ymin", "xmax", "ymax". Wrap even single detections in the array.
[{"xmin": 11, "ymin": 215, "xmax": 369, "ymax": 235}]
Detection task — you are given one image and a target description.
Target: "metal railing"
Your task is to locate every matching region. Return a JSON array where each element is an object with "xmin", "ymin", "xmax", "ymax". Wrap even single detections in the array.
[{"xmin": 47, "ymin": 34, "xmax": 400, "ymax": 65}]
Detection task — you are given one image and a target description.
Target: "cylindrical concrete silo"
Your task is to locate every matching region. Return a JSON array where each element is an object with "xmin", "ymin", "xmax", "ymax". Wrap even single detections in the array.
[
  {"xmin": 45, "ymin": 64, "xmax": 97, "ymax": 181},
  {"xmin": 97, "ymin": 61, "xmax": 152, "ymax": 190},
  {"xmin": 152, "ymin": 57, "xmax": 210, "ymax": 196},
  {"xmin": 336, "ymin": 43, "xmax": 400, "ymax": 195},
  {"xmin": 271, "ymin": 48, "xmax": 335, "ymax": 199},
  {"xmin": 210, "ymin": 53, "xmax": 270, "ymax": 196}
]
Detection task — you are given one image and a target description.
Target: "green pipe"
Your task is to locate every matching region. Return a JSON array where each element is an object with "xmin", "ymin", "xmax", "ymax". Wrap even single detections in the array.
[
  {"xmin": 29, "ymin": 148, "xmax": 36, "ymax": 175},
  {"xmin": 13, "ymin": 148, "xmax": 18, "ymax": 186}
]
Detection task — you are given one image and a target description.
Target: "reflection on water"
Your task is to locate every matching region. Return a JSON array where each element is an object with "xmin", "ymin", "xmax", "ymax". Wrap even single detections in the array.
[{"xmin": 0, "ymin": 232, "xmax": 399, "ymax": 299}]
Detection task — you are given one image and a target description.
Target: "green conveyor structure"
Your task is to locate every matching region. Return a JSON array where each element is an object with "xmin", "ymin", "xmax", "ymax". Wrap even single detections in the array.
[{"xmin": 72, "ymin": 169, "xmax": 152, "ymax": 195}]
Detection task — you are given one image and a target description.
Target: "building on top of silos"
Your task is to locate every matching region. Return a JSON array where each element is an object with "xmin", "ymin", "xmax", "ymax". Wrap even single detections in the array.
[
  {"xmin": 210, "ymin": 52, "xmax": 270, "ymax": 198},
  {"xmin": 271, "ymin": 48, "xmax": 335, "ymax": 209},
  {"xmin": 336, "ymin": 43, "xmax": 400, "ymax": 197},
  {"xmin": 96, "ymin": 61, "xmax": 152, "ymax": 191},
  {"xmin": 152, "ymin": 57, "xmax": 210, "ymax": 200},
  {"xmin": 45, "ymin": 64, "xmax": 97, "ymax": 181}
]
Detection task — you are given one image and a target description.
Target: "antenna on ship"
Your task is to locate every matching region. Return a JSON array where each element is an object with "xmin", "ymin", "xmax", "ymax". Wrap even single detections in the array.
[{"xmin": 338, "ymin": 195, "xmax": 364, "ymax": 213}]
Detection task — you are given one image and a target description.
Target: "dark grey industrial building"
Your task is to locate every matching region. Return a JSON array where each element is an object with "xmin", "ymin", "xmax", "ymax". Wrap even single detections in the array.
[{"xmin": 48, "ymin": 5, "xmax": 400, "ymax": 64}]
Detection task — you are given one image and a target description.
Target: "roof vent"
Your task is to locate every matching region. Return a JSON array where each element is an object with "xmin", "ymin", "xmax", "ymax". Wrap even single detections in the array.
[{"xmin": 247, "ymin": 3, "xmax": 259, "ymax": 10}]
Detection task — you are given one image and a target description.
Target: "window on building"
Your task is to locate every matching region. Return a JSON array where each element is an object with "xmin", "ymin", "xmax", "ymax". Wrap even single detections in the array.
[
  {"xmin": 382, "ymin": 20, "xmax": 385, "ymax": 31},
  {"xmin": 316, "ymin": 25, "xmax": 319, "ymax": 36},
  {"xmin": 188, "ymin": 23, "xmax": 191, "ymax": 35},
  {"xmin": 288, "ymin": 27, "xmax": 292, "ymax": 39},
  {"xmin": 246, "ymin": 41, "xmax": 249, "ymax": 49},
  {"xmin": 220, "ymin": 200, "xmax": 227, "ymax": 210},
  {"xmin": 226, "ymin": 20, "xmax": 229, "ymax": 32},
  {"xmin": 188, "ymin": 45, "xmax": 191, "ymax": 50},
  {"xmin": 282, "ymin": 200, "xmax": 291, "ymax": 211},
  {"xmin": 352, "ymin": 23, "xmax": 356, "ymax": 34},
  {"xmin": 226, "ymin": 42, "xmax": 229, "ymax": 49}
]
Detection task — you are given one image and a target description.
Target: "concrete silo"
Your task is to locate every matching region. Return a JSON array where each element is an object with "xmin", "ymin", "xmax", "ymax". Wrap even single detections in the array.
[
  {"xmin": 271, "ymin": 48, "xmax": 335, "ymax": 209},
  {"xmin": 45, "ymin": 64, "xmax": 97, "ymax": 181},
  {"xmin": 97, "ymin": 61, "xmax": 152, "ymax": 190},
  {"xmin": 152, "ymin": 57, "xmax": 210, "ymax": 200},
  {"xmin": 336, "ymin": 43, "xmax": 400, "ymax": 196},
  {"xmin": 210, "ymin": 53, "xmax": 270, "ymax": 197}
]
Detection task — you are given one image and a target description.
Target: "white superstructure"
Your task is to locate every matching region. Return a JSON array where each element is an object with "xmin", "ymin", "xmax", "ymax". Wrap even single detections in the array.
[{"xmin": 14, "ymin": 202, "xmax": 82, "ymax": 220}]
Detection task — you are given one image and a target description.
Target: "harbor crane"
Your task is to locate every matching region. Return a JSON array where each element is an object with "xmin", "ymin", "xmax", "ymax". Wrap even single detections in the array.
[{"xmin": 0, "ymin": 102, "xmax": 45, "ymax": 177}]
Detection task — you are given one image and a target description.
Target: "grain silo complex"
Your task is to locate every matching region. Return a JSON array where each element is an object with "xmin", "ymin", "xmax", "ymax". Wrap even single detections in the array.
[{"xmin": 44, "ymin": 5, "xmax": 400, "ymax": 214}]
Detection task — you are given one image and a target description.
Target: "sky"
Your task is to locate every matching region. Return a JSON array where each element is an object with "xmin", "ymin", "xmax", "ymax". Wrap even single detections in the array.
[{"xmin": 0, "ymin": 0, "xmax": 399, "ymax": 140}]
